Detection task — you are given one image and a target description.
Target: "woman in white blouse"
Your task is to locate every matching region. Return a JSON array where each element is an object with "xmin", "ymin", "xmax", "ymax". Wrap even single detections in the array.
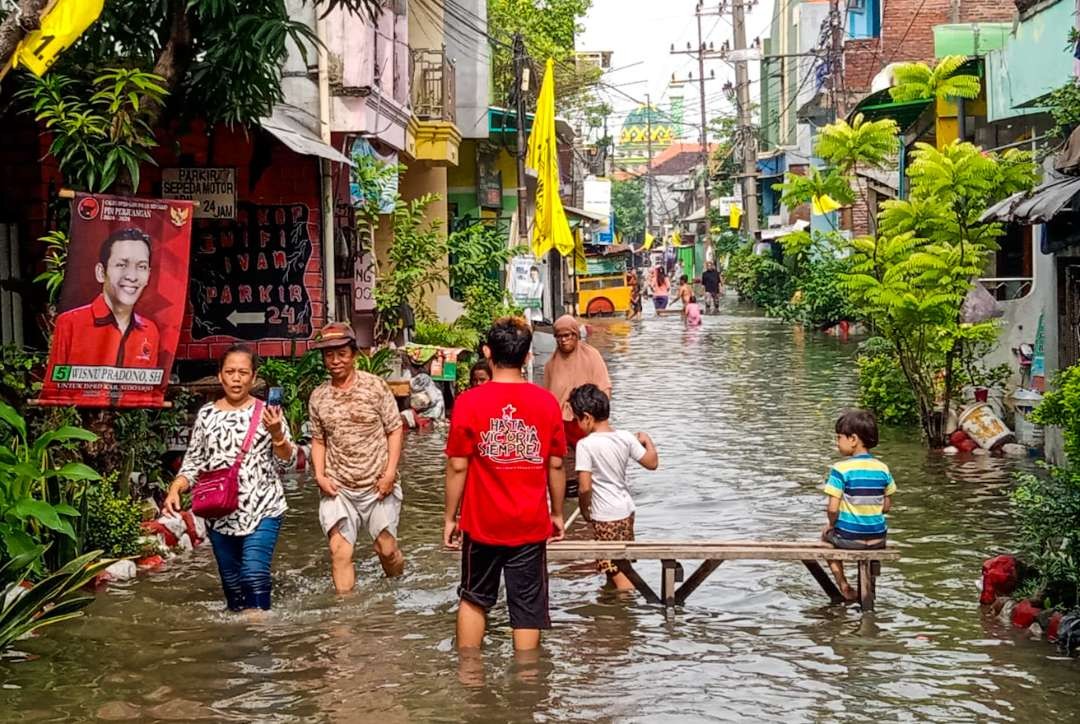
[{"xmin": 164, "ymin": 344, "xmax": 295, "ymax": 612}]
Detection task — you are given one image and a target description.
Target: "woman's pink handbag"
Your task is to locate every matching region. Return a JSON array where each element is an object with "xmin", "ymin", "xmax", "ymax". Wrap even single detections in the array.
[{"xmin": 191, "ymin": 401, "xmax": 264, "ymax": 519}]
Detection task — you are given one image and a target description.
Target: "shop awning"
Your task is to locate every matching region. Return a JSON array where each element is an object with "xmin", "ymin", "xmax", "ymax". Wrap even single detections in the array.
[
  {"xmin": 563, "ymin": 205, "xmax": 608, "ymax": 224},
  {"xmin": 847, "ymin": 89, "xmax": 932, "ymax": 133},
  {"xmin": 981, "ymin": 175, "xmax": 1080, "ymax": 224},
  {"xmin": 260, "ymin": 105, "xmax": 353, "ymax": 165}
]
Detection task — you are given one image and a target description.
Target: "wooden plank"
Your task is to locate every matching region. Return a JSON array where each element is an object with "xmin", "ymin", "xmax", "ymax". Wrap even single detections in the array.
[
  {"xmin": 546, "ymin": 546, "xmax": 899, "ymax": 562},
  {"xmin": 674, "ymin": 560, "xmax": 723, "ymax": 605},
  {"xmin": 858, "ymin": 561, "xmax": 874, "ymax": 611},
  {"xmin": 614, "ymin": 559, "xmax": 660, "ymax": 604},
  {"xmin": 802, "ymin": 560, "xmax": 846, "ymax": 605}
]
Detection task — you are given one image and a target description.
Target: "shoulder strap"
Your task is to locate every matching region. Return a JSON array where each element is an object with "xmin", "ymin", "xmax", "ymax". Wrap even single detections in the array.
[{"xmin": 233, "ymin": 400, "xmax": 264, "ymax": 467}]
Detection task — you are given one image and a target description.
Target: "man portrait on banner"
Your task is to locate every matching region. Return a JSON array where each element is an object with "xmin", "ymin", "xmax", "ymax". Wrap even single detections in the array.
[{"xmin": 44, "ymin": 227, "xmax": 161, "ymax": 405}]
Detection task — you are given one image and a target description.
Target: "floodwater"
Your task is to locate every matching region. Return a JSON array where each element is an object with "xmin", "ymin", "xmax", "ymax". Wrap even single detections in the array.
[{"xmin": 3, "ymin": 301, "xmax": 1078, "ymax": 723}]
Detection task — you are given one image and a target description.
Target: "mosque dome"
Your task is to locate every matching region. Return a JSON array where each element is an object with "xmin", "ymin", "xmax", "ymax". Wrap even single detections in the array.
[{"xmin": 619, "ymin": 105, "xmax": 677, "ymax": 148}]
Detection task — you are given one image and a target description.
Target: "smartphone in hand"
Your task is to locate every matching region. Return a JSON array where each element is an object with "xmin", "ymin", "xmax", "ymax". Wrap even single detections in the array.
[{"xmin": 267, "ymin": 386, "xmax": 284, "ymax": 408}]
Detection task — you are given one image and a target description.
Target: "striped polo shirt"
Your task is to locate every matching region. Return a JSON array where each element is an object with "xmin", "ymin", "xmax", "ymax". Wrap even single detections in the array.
[{"xmin": 823, "ymin": 454, "xmax": 896, "ymax": 540}]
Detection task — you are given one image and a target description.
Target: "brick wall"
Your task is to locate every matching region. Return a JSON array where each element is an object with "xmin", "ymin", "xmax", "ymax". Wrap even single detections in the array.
[
  {"xmin": 845, "ymin": 0, "xmax": 1019, "ymax": 93},
  {"xmin": 144, "ymin": 123, "xmax": 326, "ymax": 362}
]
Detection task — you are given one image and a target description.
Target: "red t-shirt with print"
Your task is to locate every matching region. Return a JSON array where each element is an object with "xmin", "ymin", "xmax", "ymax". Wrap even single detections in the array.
[{"xmin": 445, "ymin": 381, "xmax": 567, "ymax": 546}]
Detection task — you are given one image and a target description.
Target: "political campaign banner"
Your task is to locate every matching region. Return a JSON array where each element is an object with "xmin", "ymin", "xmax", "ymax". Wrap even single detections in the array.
[{"xmin": 40, "ymin": 193, "xmax": 194, "ymax": 408}]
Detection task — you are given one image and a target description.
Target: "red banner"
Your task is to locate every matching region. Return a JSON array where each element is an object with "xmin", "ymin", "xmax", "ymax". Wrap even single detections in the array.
[{"xmin": 40, "ymin": 193, "xmax": 194, "ymax": 408}]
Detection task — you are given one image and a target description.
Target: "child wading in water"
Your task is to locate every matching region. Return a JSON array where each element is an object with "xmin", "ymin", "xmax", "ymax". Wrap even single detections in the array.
[
  {"xmin": 821, "ymin": 409, "xmax": 896, "ymax": 602},
  {"xmin": 570, "ymin": 384, "xmax": 658, "ymax": 591}
]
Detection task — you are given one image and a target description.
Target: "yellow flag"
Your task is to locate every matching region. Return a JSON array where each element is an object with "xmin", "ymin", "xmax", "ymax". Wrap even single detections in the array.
[
  {"xmin": 643, "ymin": 232, "xmax": 656, "ymax": 250},
  {"xmin": 526, "ymin": 59, "xmax": 574, "ymax": 259},
  {"xmin": 729, "ymin": 204, "xmax": 742, "ymax": 229},
  {"xmin": 671, "ymin": 230, "xmax": 682, "ymax": 247},
  {"xmin": 14, "ymin": 0, "xmax": 105, "ymax": 77},
  {"xmin": 573, "ymin": 228, "xmax": 588, "ymax": 274},
  {"xmin": 812, "ymin": 194, "xmax": 841, "ymax": 216}
]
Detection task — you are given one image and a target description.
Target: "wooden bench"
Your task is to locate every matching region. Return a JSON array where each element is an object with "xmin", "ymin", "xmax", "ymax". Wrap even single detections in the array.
[{"xmin": 547, "ymin": 540, "xmax": 900, "ymax": 610}]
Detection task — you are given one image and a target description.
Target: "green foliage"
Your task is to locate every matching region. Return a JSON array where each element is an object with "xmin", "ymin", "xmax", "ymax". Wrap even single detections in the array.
[
  {"xmin": 1011, "ymin": 365, "xmax": 1080, "ymax": 608},
  {"xmin": 1012, "ymin": 466, "xmax": 1080, "ymax": 609},
  {"xmin": 726, "ymin": 245, "xmax": 791, "ymax": 310},
  {"xmin": 0, "ymin": 347, "xmax": 45, "ymax": 413},
  {"xmin": 776, "ymin": 167, "xmax": 856, "ymax": 211},
  {"xmin": 17, "ymin": 70, "xmax": 166, "ymax": 193},
  {"xmin": 889, "ymin": 55, "xmax": 981, "ymax": 103},
  {"xmin": 110, "ymin": 389, "xmax": 198, "ymax": 498},
  {"xmin": 780, "ymin": 252, "xmax": 855, "ymax": 329},
  {"xmin": 259, "ymin": 351, "xmax": 328, "ymax": 437},
  {"xmin": 856, "ymin": 338, "xmax": 919, "ymax": 426},
  {"xmin": 708, "ymin": 114, "xmax": 740, "ymax": 196},
  {"xmin": 488, "ymin": 0, "xmax": 595, "ymax": 106},
  {"xmin": 0, "ymin": 401, "xmax": 100, "ymax": 574},
  {"xmin": 838, "ymin": 141, "xmax": 1036, "ymax": 445},
  {"xmin": 0, "ymin": 547, "xmax": 110, "ymax": 654},
  {"xmin": 355, "ymin": 348, "xmax": 395, "ymax": 378},
  {"xmin": 1030, "ymin": 364, "xmax": 1080, "ymax": 462},
  {"xmin": 1045, "ymin": 79, "xmax": 1080, "ymax": 140},
  {"xmin": 374, "ymin": 194, "xmax": 449, "ymax": 341},
  {"xmin": 612, "ymin": 179, "xmax": 646, "ymax": 241},
  {"xmin": 813, "ymin": 114, "xmax": 900, "ymax": 175},
  {"xmin": 34, "ymin": 230, "xmax": 69, "ymax": 304},
  {"xmin": 448, "ymin": 224, "xmax": 522, "ymax": 336},
  {"xmin": 58, "ymin": 1, "xmax": 380, "ymax": 128},
  {"xmin": 82, "ymin": 481, "xmax": 145, "ymax": 559},
  {"xmin": 413, "ymin": 320, "xmax": 481, "ymax": 351}
]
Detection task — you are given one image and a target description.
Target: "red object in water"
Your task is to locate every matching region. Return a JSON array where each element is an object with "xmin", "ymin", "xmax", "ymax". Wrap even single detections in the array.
[
  {"xmin": 981, "ymin": 555, "xmax": 1019, "ymax": 604},
  {"xmin": 1048, "ymin": 611, "xmax": 1064, "ymax": 640},
  {"xmin": 974, "ymin": 388, "xmax": 989, "ymax": 403},
  {"xmin": 1012, "ymin": 600, "xmax": 1041, "ymax": 628},
  {"xmin": 136, "ymin": 554, "xmax": 165, "ymax": 569},
  {"xmin": 141, "ymin": 520, "xmax": 179, "ymax": 548},
  {"xmin": 950, "ymin": 430, "xmax": 978, "ymax": 454}
]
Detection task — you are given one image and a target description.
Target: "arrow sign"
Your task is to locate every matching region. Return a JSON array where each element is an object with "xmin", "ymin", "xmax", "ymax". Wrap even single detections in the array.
[{"xmin": 227, "ymin": 310, "xmax": 266, "ymax": 326}]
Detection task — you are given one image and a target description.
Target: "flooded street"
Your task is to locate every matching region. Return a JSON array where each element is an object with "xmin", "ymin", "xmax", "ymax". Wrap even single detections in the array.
[{"xmin": 3, "ymin": 301, "xmax": 1078, "ymax": 722}]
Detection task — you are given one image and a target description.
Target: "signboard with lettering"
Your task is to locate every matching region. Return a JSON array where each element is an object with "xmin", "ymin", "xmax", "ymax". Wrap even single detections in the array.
[
  {"xmin": 162, "ymin": 168, "xmax": 237, "ymax": 220},
  {"xmin": 189, "ymin": 203, "xmax": 315, "ymax": 340}
]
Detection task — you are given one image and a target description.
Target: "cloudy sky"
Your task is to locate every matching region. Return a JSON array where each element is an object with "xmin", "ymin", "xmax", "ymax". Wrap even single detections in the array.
[{"xmin": 579, "ymin": 0, "xmax": 774, "ymax": 137}]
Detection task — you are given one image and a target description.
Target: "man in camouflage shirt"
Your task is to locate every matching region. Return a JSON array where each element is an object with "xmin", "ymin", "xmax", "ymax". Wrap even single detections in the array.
[{"xmin": 309, "ymin": 322, "xmax": 405, "ymax": 592}]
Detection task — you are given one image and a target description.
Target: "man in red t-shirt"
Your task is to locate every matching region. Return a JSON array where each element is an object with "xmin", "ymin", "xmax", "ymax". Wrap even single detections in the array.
[{"xmin": 444, "ymin": 317, "xmax": 567, "ymax": 652}]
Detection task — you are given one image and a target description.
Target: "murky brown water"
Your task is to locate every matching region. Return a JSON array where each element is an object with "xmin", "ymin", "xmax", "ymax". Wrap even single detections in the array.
[{"xmin": 2, "ymin": 301, "xmax": 1078, "ymax": 722}]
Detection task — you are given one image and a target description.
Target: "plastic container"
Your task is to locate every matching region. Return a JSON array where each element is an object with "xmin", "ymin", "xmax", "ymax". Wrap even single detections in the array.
[
  {"xmin": 959, "ymin": 403, "xmax": 1014, "ymax": 450},
  {"xmin": 1011, "ymin": 389, "xmax": 1044, "ymax": 448}
]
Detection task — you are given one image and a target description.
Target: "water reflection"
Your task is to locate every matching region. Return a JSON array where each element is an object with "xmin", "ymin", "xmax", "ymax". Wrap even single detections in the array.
[{"xmin": 2, "ymin": 300, "xmax": 1077, "ymax": 722}]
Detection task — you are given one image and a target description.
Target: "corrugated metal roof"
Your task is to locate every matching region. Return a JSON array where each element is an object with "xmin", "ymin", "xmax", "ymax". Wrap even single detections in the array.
[
  {"xmin": 980, "ymin": 176, "xmax": 1080, "ymax": 224},
  {"xmin": 259, "ymin": 105, "xmax": 353, "ymax": 165}
]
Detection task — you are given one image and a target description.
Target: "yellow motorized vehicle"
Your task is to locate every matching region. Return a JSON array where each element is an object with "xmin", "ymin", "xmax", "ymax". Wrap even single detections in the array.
[{"xmin": 577, "ymin": 246, "xmax": 632, "ymax": 317}]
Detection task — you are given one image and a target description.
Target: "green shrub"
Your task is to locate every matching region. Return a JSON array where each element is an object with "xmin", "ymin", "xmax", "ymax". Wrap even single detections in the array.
[
  {"xmin": 1011, "ymin": 466, "xmax": 1080, "ymax": 609},
  {"xmin": 856, "ymin": 337, "xmax": 919, "ymax": 426},
  {"xmin": 83, "ymin": 481, "xmax": 145, "ymax": 558},
  {"xmin": 777, "ymin": 254, "xmax": 855, "ymax": 329},
  {"xmin": 1010, "ymin": 363, "xmax": 1080, "ymax": 608},
  {"xmin": 726, "ymin": 245, "xmax": 792, "ymax": 310},
  {"xmin": 413, "ymin": 320, "xmax": 480, "ymax": 350}
]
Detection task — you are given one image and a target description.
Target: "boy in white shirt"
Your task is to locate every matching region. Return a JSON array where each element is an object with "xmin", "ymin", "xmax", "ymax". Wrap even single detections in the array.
[{"xmin": 570, "ymin": 384, "xmax": 659, "ymax": 591}]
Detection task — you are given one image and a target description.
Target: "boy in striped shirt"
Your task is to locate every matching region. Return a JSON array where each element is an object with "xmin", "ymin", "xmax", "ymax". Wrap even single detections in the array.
[{"xmin": 821, "ymin": 409, "xmax": 896, "ymax": 601}]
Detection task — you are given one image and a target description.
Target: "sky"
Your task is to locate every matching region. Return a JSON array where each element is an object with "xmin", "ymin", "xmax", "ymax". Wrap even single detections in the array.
[{"xmin": 578, "ymin": 0, "xmax": 775, "ymax": 139}]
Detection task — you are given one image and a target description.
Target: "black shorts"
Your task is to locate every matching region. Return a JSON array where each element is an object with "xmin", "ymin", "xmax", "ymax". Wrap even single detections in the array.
[{"xmin": 458, "ymin": 534, "xmax": 550, "ymax": 630}]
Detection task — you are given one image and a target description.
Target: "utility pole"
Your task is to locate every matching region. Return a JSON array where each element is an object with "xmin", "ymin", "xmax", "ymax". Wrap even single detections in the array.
[
  {"xmin": 730, "ymin": 0, "xmax": 759, "ymax": 235},
  {"xmin": 828, "ymin": 0, "xmax": 845, "ymax": 119},
  {"xmin": 645, "ymin": 92, "xmax": 655, "ymax": 236},
  {"xmin": 671, "ymin": 5, "xmax": 723, "ymax": 214},
  {"xmin": 513, "ymin": 33, "xmax": 530, "ymax": 244}
]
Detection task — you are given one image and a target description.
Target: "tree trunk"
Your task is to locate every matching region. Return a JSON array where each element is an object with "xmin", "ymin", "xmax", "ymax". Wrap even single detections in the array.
[
  {"xmin": 144, "ymin": 0, "xmax": 192, "ymax": 128},
  {"xmin": 0, "ymin": 0, "xmax": 51, "ymax": 70}
]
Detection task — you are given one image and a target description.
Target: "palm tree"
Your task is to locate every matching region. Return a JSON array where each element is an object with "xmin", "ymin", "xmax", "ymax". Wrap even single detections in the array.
[{"xmin": 888, "ymin": 55, "xmax": 982, "ymax": 103}]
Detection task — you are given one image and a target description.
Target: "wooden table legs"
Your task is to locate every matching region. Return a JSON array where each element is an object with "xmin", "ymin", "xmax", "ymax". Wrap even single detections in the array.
[{"xmin": 612, "ymin": 558, "xmax": 879, "ymax": 610}]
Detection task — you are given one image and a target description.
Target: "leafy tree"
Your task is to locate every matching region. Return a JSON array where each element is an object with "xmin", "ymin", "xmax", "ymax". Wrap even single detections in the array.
[
  {"xmin": 889, "ymin": 55, "xmax": 981, "ymax": 103},
  {"xmin": 488, "ymin": 0, "xmax": 595, "ymax": 107},
  {"xmin": 375, "ymin": 194, "xmax": 448, "ymax": 341},
  {"xmin": 5, "ymin": 0, "xmax": 381, "ymax": 128},
  {"xmin": 612, "ymin": 178, "xmax": 645, "ymax": 242},
  {"xmin": 708, "ymin": 114, "xmax": 741, "ymax": 196},
  {"xmin": 777, "ymin": 116, "xmax": 1036, "ymax": 446},
  {"xmin": 448, "ymin": 225, "xmax": 522, "ymax": 336}
]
